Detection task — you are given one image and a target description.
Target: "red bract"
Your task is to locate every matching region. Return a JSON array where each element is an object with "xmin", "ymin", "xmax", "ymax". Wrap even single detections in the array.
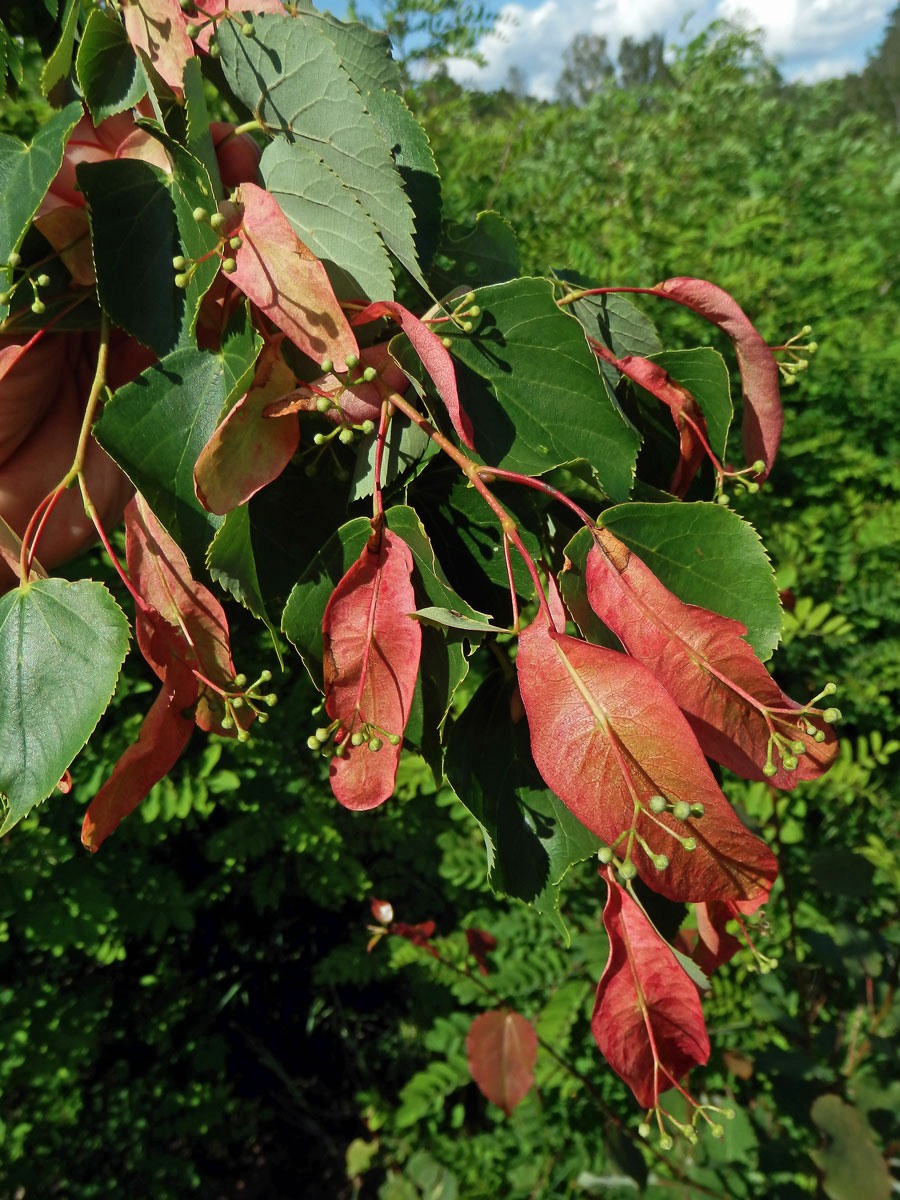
[
  {"xmin": 465, "ymin": 927, "xmax": 498, "ymax": 976},
  {"xmin": 265, "ymin": 343, "xmax": 409, "ymax": 428},
  {"xmin": 322, "ymin": 525, "xmax": 421, "ymax": 810},
  {"xmin": 466, "ymin": 1010, "xmax": 538, "ymax": 1115},
  {"xmin": 592, "ymin": 345, "xmax": 710, "ymax": 496},
  {"xmin": 585, "ymin": 527, "xmax": 838, "ymax": 786},
  {"xmin": 676, "ymin": 901, "xmax": 745, "ymax": 976},
  {"xmin": 351, "ymin": 301, "xmax": 475, "ymax": 449},
  {"xmin": 210, "ymin": 122, "xmax": 262, "ymax": 189},
  {"xmin": 516, "ymin": 610, "xmax": 777, "ymax": 904},
  {"xmin": 227, "ymin": 183, "xmax": 359, "ymax": 367},
  {"xmin": 194, "ymin": 342, "xmax": 300, "ymax": 514},
  {"xmin": 120, "ymin": 0, "xmax": 194, "ymax": 91},
  {"xmin": 592, "ymin": 873, "xmax": 710, "ymax": 1109},
  {"xmin": 651, "ymin": 277, "xmax": 782, "ymax": 479}
]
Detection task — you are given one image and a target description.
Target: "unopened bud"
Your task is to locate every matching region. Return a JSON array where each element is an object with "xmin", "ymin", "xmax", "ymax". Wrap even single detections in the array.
[
  {"xmin": 690, "ymin": 802, "xmax": 705, "ymax": 818},
  {"xmin": 368, "ymin": 737, "xmax": 383, "ymax": 752},
  {"xmin": 653, "ymin": 854, "xmax": 669, "ymax": 871},
  {"xmin": 173, "ymin": 255, "xmax": 188, "ymax": 270},
  {"xmin": 442, "ymin": 337, "xmax": 452, "ymax": 349},
  {"xmin": 315, "ymin": 727, "xmax": 331, "ymax": 743},
  {"xmin": 763, "ymin": 761, "xmax": 778, "ymax": 777},
  {"xmin": 782, "ymin": 754, "xmax": 798, "ymax": 771},
  {"xmin": 30, "ymin": 299, "xmax": 45, "ymax": 314},
  {"xmin": 387, "ymin": 733, "xmax": 401, "ymax": 746},
  {"xmin": 339, "ymin": 427, "xmax": 354, "ymax": 445},
  {"xmin": 185, "ymin": 21, "xmax": 201, "ymax": 37},
  {"xmin": 351, "ymin": 731, "xmax": 366, "ymax": 747},
  {"xmin": 192, "ymin": 206, "xmax": 209, "ymax": 223},
  {"xmin": 242, "ymin": 21, "xmax": 255, "ymax": 36},
  {"xmin": 209, "ymin": 38, "xmax": 220, "ymax": 57},
  {"xmin": 174, "ymin": 273, "xmax": 188, "ymax": 288},
  {"xmin": 316, "ymin": 397, "xmax": 331, "ymax": 414},
  {"xmin": 36, "ymin": 273, "xmax": 51, "ymax": 288},
  {"xmin": 823, "ymin": 681, "xmax": 837, "ymax": 694},
  {"xmin": 209, "ymin": 212, "xmax": 227, "ymax": 231},
  {"xmin": 672, "ymin": 800, "xmax": 691, "ymax": 822},
  {"xmin": 659, "ymin": 1136, "xmax": 673, "ymax": 1151},
  {"xmin": 360, "ymin": 419, "xmax": 375, "ymax": 435},
  {"xmin": 619, "ymin": 861, "xmax": 636, "ymax": 880},
  {"xmin": 814, "ymin": 729, "xmax": 826, "ymax": 742},
  {"xmin": 710, "ymin": 1123, "xmax": 725, "ymax": 1139},
  {"xmin": 638, "ymin": 1123, "xmax": 651, "ymax": 1139},
  {"xmin": 320, "ymin": 358, "xmax": 333, "ymax": 374},
  {"xmin": 6, "ymin": 251, "xmax": 21, "ymax": 268},
  {"xmin": 751, "ymin": 459, "xmax": 765, "ymax": 473},
  {"xmin": 683, "ymin": 837, "xmax": 697, "ymax": 852},
  {"xmin": 648, "ymin": 794, "xmax": 667, "ymax": 814},
  {"xmin": 307, "ymin": 734, "xmax": 320, "ymax": 750},
  {"xmin": 362, "ymin": 366, "xmax": 377, "ymax": 382},
  {"xmin": 823, "ymin": 707, "xmax": 841, "ymax": 723},
  {"xmin": 221, "ymin": 257, "xmax": 237, "ymax": 273},
  {"xmin": 264, "ymin": 694, "xmax": 277, "ymax": 707},
  {"xmin": 717, "ymin": 493, "xmax": 730, "ymax": 506},
  {"xmin": 229, "ymin": 236, "xmax": 242, "ymax": 250},
  {"xmin": 0, "ymin": 292, "xmax": 11, "ymax": 305},
  {"xmin": 344, "ymin": 353, "xmax": 359, "ymax": 369},
  {"xmin": 468, "ymin": 305, "xmax": 480, "ymax": 317},
  {"xmin": 598, "ymin": 846, "xmax": 614, "ymax": 864}
]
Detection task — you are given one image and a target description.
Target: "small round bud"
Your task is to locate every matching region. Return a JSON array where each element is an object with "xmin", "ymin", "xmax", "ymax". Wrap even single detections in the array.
[
  {"xmin": 221, "ymin": 715, "xmax": 234, "ymax": 730},
  {"xmin": 653, "ymin": 854, "xmax": 669, "ymax": 871},
  {"xmin": 36, "ymin": 273, "xmax": 51, "ymax": 288},
  {"xmin": 746, "ymin": 481, "xmax": 760, "ymax": 494},
  {"xmin": 717, "ymin": 493, "xmax": 730, "ymax": 506},
  {"xmin": 638, "ymin": 1123, "xmax": 651, "ymax": 1139},
  {"xmin": 800, "ymin": 324, "xmax": 812, "ymax": 336},
  {"xmin": 461, "ymin": 320, "xmax": 474, "ymax": 333},
  {"xmin": 350, "ymin": 731, "xmax": 366, "ymax": 747},
  {"xmin": 598, "ymin": 846, "xmax": 614, "ymax": 864},
  {"xmin": 228, "ymin": 236, "xmax": 243, "ymax": 250},
  {"xmin": 237, "ymin": 728, "xmax": 250, "ymax": 742},
  {"xmin": 315, "ymin": 727, "xmax": 331, "ymax": 743},
  {"xmin": 172, "ymin": 255, "xmax": 188, "ymax": 270},
  {"xmin": 320, "ymin": 358, "xmax": 333, "ymax": 374},
  {"xmin": 368, "ymin": 737, "xmax": 383, "ymax": 752},
  {"xmin": 221, "ymin": 257, "xmax": 237, "ymax": 273},
  {"xmin": 209, "ymin": 212, "xmax": 227, "ymax": 231},
  {"xmin": 0, "ymin": 292, "xmax": 11, "ymax": 305},
  {"xmin": 315, "ymin": 397, "xmax": 331, "ymax": 414},
  {"xmin": 683, "ymin": 837, "xmax": 697, "ymax": 852},
  {"xmin": 362, "ymin": 366, "xmax": 377, "ymax": 382},
  {"xmin": 710, "ymin": 1123, "xmax": 725, "ymax": 1140},
  {"xmin": 339, "ymin": 427, "xmax": 354, "ymax": 445},
  {"xmin": 763, "ymin": 761, "xmax": 778, "ymax": 777},
  {"xmin": 649, "ymin": 794, "xmax": 667, "ymax": 814},
  {"xmin": 659, "ymin": 1136, "xmax": 673, "ymax": 1152},
  {"xmin": 257, "ymin": 712, "xmax": 269, "ymax": 724},
  {"xmin": 31, "ymin": 299, "xmax": 45, "ymax": 314},
  {"xmin": 814, "ymin": 729, "xmax": 826, "ymax": 742},
  {"xmin": 782, "ymin": 754, "xmax": 798, "ymax": 771},
  {"xmin": 806, "ymin": 341, "xmax": 818, "ymax": 353},
  {"xmin": 823, "ymin": 707, "xmax": 841, "ymax": 723},
  {"xmin": 823, "ymin": 681, "xmax": 837, "ymax": 695},
  {"xmin": 259, "ymin": 670, "xmax": 272, "ymax": 683},
  {"xmin": 442, "ymin": 337, "xmax": 452, "ymax": 349},
  {"xmin": 690, "ymin": 802, "xmax": 705, "ymax": 818},
  {"xmin": 242, "ymin": 21, "xmax": 255, "ymax": 36},
  {"xmin": 723, "ymin": 1108, "xmax": 736, "ymax": 1121},
  {"xmin": 209, "ymin": 39, "xmax": 221, "ymax": 58},
  {"xmin": 387, "ymin": 733, "xmax": 401, "ymax": 746},
  {"xmin": 468, "ymin": 305, "xmax": 480, "ymax": 317},
  {"xmin": 185, "ymin": 21, "xmax": 201, "ymax": 37},
  {"xmin": 313, "ymin": 433, "xmax": 326, "ymax": 446},
  {"xmin": 174, "ymin": 273, "xmax": 189, "ymax": 289},
  {"xmin": 751, "ymin": 459, "xmax": 766, "ymax": 473},
  {"xmin": 463, "ymin": 292, "xmax": 475, "ymax": 305},
  {"xmin": 231, "ymin": 696, "xmax": 245, "ymax": 710},
  {"xmin": 233, "ymin": 673, "xmax": 247, "ymax": 689},
  {"xmin": 673, "ymin": 800, "xmax": 691, "ymax": 822},
  {"xmin": 344, "ymin": 353, "xmax": 359, "ymax": 370},
  {"xmin": 307, "ymin": 734, "xmax": 320, "ymax": 750},
  {"xmin": 7, "ymin": 252, "xmax": 21, "ymax": 268},
  {"xmin": 791, "ymin": 740, "xmax": 806, "ymax": 754},
  {"xmin": 360, "ymin": 419, "xmax": 375, "ymax": 435},
  {"xmin": 192, "ymin": 206, "xmax": 208, "ymax": 223},
  {"xmin": 619, "ymin": 861, "xmax": 637, "ymax": 880}
]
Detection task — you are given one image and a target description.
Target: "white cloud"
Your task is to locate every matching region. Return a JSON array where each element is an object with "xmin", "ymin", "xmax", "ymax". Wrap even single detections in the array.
[{"xmin": 444, "ymin": 0, "xmax": 892, "ymax": 96}]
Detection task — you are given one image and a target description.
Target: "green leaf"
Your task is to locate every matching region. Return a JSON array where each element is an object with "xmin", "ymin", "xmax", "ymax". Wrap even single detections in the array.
[
  {"xmin": 206, "ymin": 505, "xmax": 274, "ymax": 631},
  {"xmin": 444, "ymin": 278, "xmax": 640, "ymax": 501},
  {"xmin": 430, "ymin": 211, "xmax": 520, "ymax": 295},
  {"xmin": 294, "ymin": 8, "xmax": 402, "ymax": 95},
  {"xmin": 553, "ymin": 269, "xmax": 662, "ymax": 391},
  {"xmin": 445, "ymin": 670, "xmax": 603, "ymax": 938},
  {"xmin": 135, "ymin": 119, "xmax": 221, "ymax": 343},
  {"xmin": 282, "ymin": 516, "xmax": 372, "ymax": 690},
  {"xmin": 646, "ymin": 348, "xmax": 733, "ymax": 464},
  {"xmin": 599, "ymin": 500, "xmax": 782, "ymax": 660},
  {"xmin": 94, "ymin": 335, "xmax": 260, "ymax": 567},
  {"xmin": 364, "ymin": 88, "xmax": 441, "ymax": 273},
  {"xmin": 0, "ymin": 100, "xmax": 81, "ymax": 295},
  {"xmin": 218, "ymin": 14, "xmax": 423, "ymax": 287},
  {"xmin": 182, "ymin": 56, "xmax": 223, "ymax": 202},
  {"xmin": 810, "ymin": 1095, "xmax": 891, "ymax": 1200},
  {"xmin": 0, "ymin": 580, "xmax": 130, "ymax": 836},
  {"xmin": 260, "ymin": 138, "xmax": 394, "ymax": 302},
  {"xmin": 76, "ymin": 8, "xmax": 146, "ymax": 122},
  {"xmin": 77, "ymin": 158, "xmax": 182, "ymax": 356},
  {"xmin": 40, "ymin": 0, "xmax": 79, "ymax": 97},
  {"xmin": 412, "ymin": 607, "xmax": 505, "ymax": 634},
  {"xmin": 349, "ymin": 408, "xmax": 435, "ymax": 502}
]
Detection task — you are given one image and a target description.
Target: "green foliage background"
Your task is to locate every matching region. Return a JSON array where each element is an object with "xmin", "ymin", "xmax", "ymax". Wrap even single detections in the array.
[{"xmin": 2, "ymin": 18, "xmax": 899, "ymax": 1200}]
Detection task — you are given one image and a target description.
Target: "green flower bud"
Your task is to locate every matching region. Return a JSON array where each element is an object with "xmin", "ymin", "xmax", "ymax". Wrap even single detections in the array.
[
  {"xmin": 360, "ymin": 419, "xmax": 375, "ymax": 435},
  {"xmin": 315, "ymin": 727, "xmax": 331, "ymax": 743},
  {"xmin": 814, "ymin": 729, "xmax": 826, "ymax": 742},
  {"xmin": 387, "ymin": 733, "xmax": 401, "ymax": 746},
  {"xmin": 185, "ymin": 21, "xmax": 201, "ymax": 37},
  {"xmin": 36, "ymin": 273, "xmax": 51, "ymax": 288},
  {"xmin": 800, "ymin": 324, "xmax": 812, "ymax": 336},
  {"xmin": 782, "ymin": 754, "xmax": 798, "ymax": 771},
  {"xmin": 0, "ymin": 292, "xmax": 11, "ymax": 305},
  {"xmin": 258, "ymin": 670, "xmax": 272, "ymax": 683},
  {"xmin": 683, "ymin": 837, "xmax": 697, "ymax": 852},
  {"xmin": 179, "ymin": 0, "xmax": 194, "ymax": 11},
  {"xmin": 461, "ymin": 320, "xmax": 474, "ymax": 333},
  {"xmin": 315, "ymin": 397, "xmax": 331, "ymax": 414},
  {"xmin": 653, "ymin": 854, "xmax": 669, "ymax": 871},
  {"xmin": 174, "ymin": 273, "xmax": 189, "ymax": 289},
  {"xmin": 751, "ymin": 459, "xmax": 766, "ymax": 473},
  {"xmin": 221, "ymin": 715, "xmax": 234, "ymax": 730},
  {"xmin": 368, "ymin": 737, "xmax": 383, "ymax": 752},
  {"xmin": 823, "ymin": 707, "xmax": 841, "ymax": 723},
  {"xmin": 242, "ymin": 21, "xmax": 255, "ymax": 36},
  {"xmin": 690, "ymin": 802, "xmax": 705, "ymax": 818},
  {"xmin": 823, "ymin": 681, "xmax": 837, "ymax": 694},
  {"xmin": 313, "ymin": 433, "xmax": 326, "ymax": 446},
  {"xmin": 209, "ymin": 39, "xmax": 220, "ymax": 58},
  {"xmin": 172, "ymin": 255, "xmax": 188, "ymax": 270},
  {"xmin": 441, "ymin": 337, "xmax": 452, "ymax": 349},
  {"xmin": 256, "ymin": 712, "xmax": 269, "ymax": 724},
  {"xmin": 673, "ymin": 800, "xmax": 691, "ymax": 822},
  {"xmin": 350, "ymin": 731, "xmax": 366, "ymax": 747},
  {"xmin": 362, "ymin": 366, "xmax": 377, "ymax": 382},
  {"xmin": 221, "ymin": 257, "xmax": 237, "ymax": 273},
  {"xmin": 344, "ymin": 353, "xmax": 359, "ymax": 369},
  {"xmin": 264, "ymin": 694, "xmax": 277, "ymax": 707},
  {"xmin": 710, "ymin": 1123, "xmax": 725, "ymax": 1140},
  {"xmin": 463, "ymin": 292, "xmax": 476, "ymax": 305},
  {"xmin": 806, "ymin": 341, "xmax": 818, "ymax": 353},
  {"xmin": 229, "ymin": 236, "xmax": 242, "ymax": 251},
  {"xmin": 791, "ymin": 740, "xmax": 806, "ymax": 754},
  {"xmin": 30, "ymin": 299, "xmax": 45, "ymax": 314},
  {"xmin": 637, "ymin": 1123, "xmax": 651, "ymax": 1139},
  {"xmin": 7, "ymin": 251, "xmax": 21, "ymax": 268},
  {"xmin": 598, "ymin": 846, "xmax": 614, "ymax": 864},
  {"xmin": 192, "ymin": 206, "xmax": 209, "ymax": 223},
  {"xmin": 746, "ymin": 481, "xmax": 760, "ymax": 494},
  {"xmin": 209, "ymin": 212, "xmax": 227, "ymax": 231},
  {"xmin": 717, "ymin": 493, "xmax": 730, "ymax": 506},
  {"xmin": 763, "ymin": 761, "xmax": 778, "ymax": 777},
  {"xmin": 619, "ymin": 861, "xmax": 637, "ymax": 880},
  {"xmin": 237, "ymin": 727, "xmax": 250, "ymax": 742},
  {"xmin": 231, "ymin": 696, "xmax": 245, "ymax": 709},
  {"xmin": 723, "ymin": 1108, "xmax": 736, "ymax": 1120},
  {"xmin": 468, "ymin": 305, "xmax": 480, "ymax": 317},
  {"xmin": 648, "ymin": 794, "xmax": 667, "ymax": 814},
  {"xmin": 659, "ymin": 1136, "xmax": 673, "ymax": 1152},
  {"xmin": 307, "ymin": 734, "xmax": 320, "ymax": 750},
  {"xmin": 339, "ymin": 427, "xmax": 354, "ymax": 445},
  {"xmin": 320, "ymin": 358, "xmax": 333, "ymax": 374}
]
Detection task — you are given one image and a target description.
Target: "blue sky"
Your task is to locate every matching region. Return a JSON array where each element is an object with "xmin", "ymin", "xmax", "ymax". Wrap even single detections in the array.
[{"xmin": 328, "ymin": 1, "xmax": 893, "ymax": 97}]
